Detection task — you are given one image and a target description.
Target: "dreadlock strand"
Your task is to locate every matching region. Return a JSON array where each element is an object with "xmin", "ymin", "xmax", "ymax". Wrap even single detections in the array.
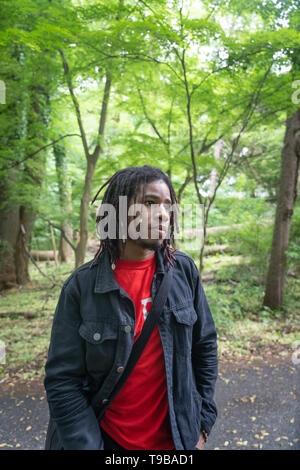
[{"xmin": 91, "ymin": 176, "xmax": 114, "ymax": 205}]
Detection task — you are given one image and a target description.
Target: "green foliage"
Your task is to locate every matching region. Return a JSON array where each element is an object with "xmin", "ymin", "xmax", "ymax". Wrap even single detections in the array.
[{"xmin": 0, "ymin": 0, "xmax": 299, "ymax": 319}]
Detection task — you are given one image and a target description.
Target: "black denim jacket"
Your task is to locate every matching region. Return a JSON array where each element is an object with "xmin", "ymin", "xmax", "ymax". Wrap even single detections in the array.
[{"xmin": 44, "ymin": 248, "xmax": 218, "ymax": 450}]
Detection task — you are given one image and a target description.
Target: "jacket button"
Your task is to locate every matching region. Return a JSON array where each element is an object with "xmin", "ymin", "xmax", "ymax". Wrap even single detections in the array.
[
  {"xmin": 124, "ymin": 325, "xmax": 131, "ymax": 333},
  {"xmin": 93, "ymin": 333, "xmax": 101, "ymax": 341},
  {"xmin": 102, "ymin": 398, "xmax": 109, "ymax": 404},
  {"xmin": 117, "ymin": 366, "xmax": 124, "ymax": 373}
]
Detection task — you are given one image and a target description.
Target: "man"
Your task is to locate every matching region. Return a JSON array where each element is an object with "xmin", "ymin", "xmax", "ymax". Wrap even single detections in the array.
[{"xmin": 44, "ymin": 165, "xmax": 218, "ymax": 450}]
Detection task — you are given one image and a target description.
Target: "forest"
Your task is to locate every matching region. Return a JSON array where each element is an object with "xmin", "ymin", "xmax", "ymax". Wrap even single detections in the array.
[{"xmin": 0, "ymin": 0, "xmax": 299, "ymax": 408}]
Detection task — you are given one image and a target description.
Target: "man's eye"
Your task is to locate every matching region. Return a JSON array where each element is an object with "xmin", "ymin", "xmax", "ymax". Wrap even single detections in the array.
[{"xmin": 145, "ymin": 201, "xmax": 171, "ymax": 211}]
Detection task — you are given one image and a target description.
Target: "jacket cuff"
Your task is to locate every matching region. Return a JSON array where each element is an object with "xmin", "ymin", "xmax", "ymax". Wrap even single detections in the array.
[
  {"xmin": 200, "ymin": 398, "xmax": 218, "ymax": 436},
  {"xmin": 53, "ymin": 405, "xmax": 104, "ymax": 450}
]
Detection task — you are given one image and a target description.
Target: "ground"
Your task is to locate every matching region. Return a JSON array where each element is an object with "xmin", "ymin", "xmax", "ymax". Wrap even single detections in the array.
[
  {"xmin": 0, "ymin": 256, "xmax": 299, "ymax": 450},
  {"xmin": 0, "ymin": 348, "xmax": 299, "ymax": 450}
]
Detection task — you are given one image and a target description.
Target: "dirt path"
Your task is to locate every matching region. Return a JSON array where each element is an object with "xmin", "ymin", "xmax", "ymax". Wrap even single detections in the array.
[
  {"xmin": 0, "ymin": 355, "xmax": 299, "ymax": 450},
  {"xmin": 206, "ymin": 355, "xmax": 299, "ymax": 450}
]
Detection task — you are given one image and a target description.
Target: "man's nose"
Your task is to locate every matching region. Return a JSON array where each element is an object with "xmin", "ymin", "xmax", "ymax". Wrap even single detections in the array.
[{"xmin": 158, "ymin": 203, "xmax": 170, "ymax": 225}]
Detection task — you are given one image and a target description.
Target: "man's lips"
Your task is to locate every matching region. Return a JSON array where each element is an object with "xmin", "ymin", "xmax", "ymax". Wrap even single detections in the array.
[{"xmin": 151, "ymin": 226, "xmax": 168, "ymax": 236}]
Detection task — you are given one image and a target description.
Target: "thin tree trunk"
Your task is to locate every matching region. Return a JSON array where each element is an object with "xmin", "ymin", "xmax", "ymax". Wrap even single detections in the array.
[
  {"xmin": 208, "ymin": 139, "xmax": 223, "ymax": 197},
  {"xmin": 75, "ymin": 157, "xmax": 97, "ymax": 267},
  {"xmin": 15, "ymin": 206, "xmax": 36, "ymax": 285},
  {"xmin": 59, "ymin": 202, "xmax": 73, "ymax": 263},
  {"xmin": 60, "ymin": 2, "xmax": 126, "ymax": 268},
  {"xmin": 49, "ymin": 223, "xmax": 58, "ymax": 266},
  {"xmin": 263, "ymin": 109, "xmax": 300, "ymax": 309},
  {"xmin": 74, "ymin": 71, "xmax": 111, "ymax": 268},
  {"xmin": 193, "ymin": 139, "xmax": 223, "ymax": 278},
  {"xmin": 60, "ymin": 49, "xmax": 112, "ymax": 268},
  {"xmin": 54, "ymin": 137, "xmax": 73, "ymax": 263},
  {"xmin": 177, "ymin": 172, "xmax": 193, "ymax": 204}
]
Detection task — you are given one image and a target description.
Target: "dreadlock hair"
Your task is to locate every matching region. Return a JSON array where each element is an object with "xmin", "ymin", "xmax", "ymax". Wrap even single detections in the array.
[{"xmin": 89, "ymin": 165, "xmax": 179, "ymax": 270}]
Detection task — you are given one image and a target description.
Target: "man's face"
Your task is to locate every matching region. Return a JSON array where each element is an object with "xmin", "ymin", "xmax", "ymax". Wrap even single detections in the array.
[{"xmin": 126, "ymin": 179, "xmax": 172, "ymax": 251}]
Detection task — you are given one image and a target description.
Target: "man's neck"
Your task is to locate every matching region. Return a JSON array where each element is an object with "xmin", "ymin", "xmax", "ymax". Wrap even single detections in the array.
[{"xmin": 118, "ymin": 240, "xmax": 156, "ymax": 261}]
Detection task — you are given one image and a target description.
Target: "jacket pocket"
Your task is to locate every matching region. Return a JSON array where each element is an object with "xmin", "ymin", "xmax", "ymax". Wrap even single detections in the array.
[
  {"xmin": 171, "ymin": 303, "xmax": 197, "ymax": 357},
  {"xmin": 79, "ymin": 321, "xmax": 118, "ymax": 344},
  {"xmin": 78, "ymin": 321, "xmax": 119, "ymax": 378}
]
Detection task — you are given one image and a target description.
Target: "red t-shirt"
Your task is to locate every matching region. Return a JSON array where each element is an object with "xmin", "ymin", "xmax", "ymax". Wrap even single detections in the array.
[{"xmin": 100, "ymin": 254, "xmax": 174, "ymax": 450}]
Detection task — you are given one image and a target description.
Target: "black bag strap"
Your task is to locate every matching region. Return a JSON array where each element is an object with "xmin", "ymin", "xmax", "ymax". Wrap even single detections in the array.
[{"xmin": 92, "ymin": 266, "xmax": 173, "ymax": 420}]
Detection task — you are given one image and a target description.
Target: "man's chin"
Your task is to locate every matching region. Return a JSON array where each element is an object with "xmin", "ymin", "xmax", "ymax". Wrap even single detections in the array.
[{"xmin": 137, "ymin": 239, "xmax": 163, "ymax": 251}]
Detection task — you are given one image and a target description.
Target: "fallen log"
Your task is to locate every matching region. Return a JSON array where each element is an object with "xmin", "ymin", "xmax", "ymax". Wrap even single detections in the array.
[
  {"xmin": 201, "ymin": 274, "xmax": 216, "ymax": 282},
  {"xmin": 181, "ymin": 220, "xmax": 272, "ymax": 239},
  {"xmin": 206, "ymin": 224, "xmax": 245, "ymax": 235},
  {"xmin": 30, "ymin": 250, "xmax": 56, "ymax": 261},
  {"xmin": 0, "ymin": 311, "xmax": 36, "ymax": 319},
  {"xmin": 204, "ymin": 244, "xmax": 230, "ymax": 255}
]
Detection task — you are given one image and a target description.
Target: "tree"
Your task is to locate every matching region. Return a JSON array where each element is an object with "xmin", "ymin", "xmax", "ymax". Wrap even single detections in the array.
[
  {"xmin": 53, "ymin": 136, "xmax": 73, "ymax": 263},
  {"xmin": 109, "ymin": 0, "xmax": 300, "ymax": 276},
  {"xmin": 261, "ymin": 0, "xmax": 300, "ymax": 308},
  {"xmin": 263, "ymin": 110, "xmax": 300, "ymax": 308},
  {"xmin": 0, "ymin": 0, "xmax": 68, "ymax": 289}
]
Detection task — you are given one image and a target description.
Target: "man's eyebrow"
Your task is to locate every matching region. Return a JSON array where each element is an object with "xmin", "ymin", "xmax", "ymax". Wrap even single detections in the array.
[{"xmin": 144, "ymin": 194, "xmax": 172, "ymax": 204}]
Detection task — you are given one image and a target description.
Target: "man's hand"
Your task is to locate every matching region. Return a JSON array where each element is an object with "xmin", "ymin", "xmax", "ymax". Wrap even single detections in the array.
[{"xmin": 195, "ymin": 431, "xmax": 205, "ymax": 450}]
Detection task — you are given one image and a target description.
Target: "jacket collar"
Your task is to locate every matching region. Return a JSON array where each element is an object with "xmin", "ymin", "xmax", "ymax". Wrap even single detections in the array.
[{"xmin": 94, "ymin": 246, "xmax": 166, "ymax": 294}]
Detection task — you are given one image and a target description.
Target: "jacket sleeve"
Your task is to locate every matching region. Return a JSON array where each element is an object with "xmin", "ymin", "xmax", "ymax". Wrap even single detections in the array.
[
  {"xmin": 191, "ymin": 263, "xmax": 218, "ymax": 436},
  {"xmin": 44, "ymin": 276, "xmax": 104, "ymax": 450}
]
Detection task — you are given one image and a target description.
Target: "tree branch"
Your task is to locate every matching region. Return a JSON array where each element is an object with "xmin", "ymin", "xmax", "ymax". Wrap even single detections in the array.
[
  {"xmin": 92, "ymin": 71, "xmax": 112, "ymax": 161},
  {"xmin": 20, "ymin": 224, "xmax": 61, "ymax": 288},
  {"xmin": 137, "ymin": 87, "xmax": 169, "ymax": 150},
  {"xmin": 59, "ymin": 49, "xmax": 90, "ymax": 159},
  {"xmin": 167, "ymin": 96, "xmax": 174, "ymax": 150},
  {"xmin": 177, "ymin": 171, "xmax": 193, "ymax": 203},
  {"xmin": 177, "ymin": 46, "xmax": 204, "ymax": 205},
  {"xmin": 0, "ymin": 134, "xmax": 81, "ymax": 171},
  {"xmin": 205, "ymin": 63, "xmax": 274, "ymax": 224},
  {"xmin": 37, "ymin": 214, "xmax": 76, "ymax": 251}
]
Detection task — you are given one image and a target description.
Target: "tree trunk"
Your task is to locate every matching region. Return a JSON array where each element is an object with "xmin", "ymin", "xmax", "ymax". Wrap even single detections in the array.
[
  {"xmin": 54, "ymin": 137, "xmax": 73, "ymax": 263},
  {"xmin": 59, "ymin": 218, "xmax": 73, "ymax": 263},
  {"xmin": 208, "ymin": 139, "xmax": 223, "ymax": 197},
  {"xmin": 199, "ymin": 139, "xmax": 223, "ymax": 278},
  {"xmin": 177, "ymin": 172, "xmax": 193, "ymax": 204},
  {"xmin": 263, "ymin": 108, "xmax": 300, "ymax": 309},
  {"xmin": 0, "ymin": 189, "xmax": 38, "ymax": 290},
  {"xmin": 15, "ymin": 206, "xmax": 36, "ymax": 285},
  {"xmin": 0, "ymin": 46, "xmax": 28, "ymax": 290},
  {"xmin": 0, "ymin": 44, "xmax": 53, "ymax": 290},
  {"xmin": 75, "ymin": 157, "xmax": 97, "ymax": 267},
  {"xmin": 74, "ymin": 72, "xmax": 112, "ymax": 268},
  {"xmin": 0, "ymin": 171, "xmax": 20, "ymax": 290},
  {"xmin": 14, "ymin": 84, "xmax": 50, "ymax": 284}
]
